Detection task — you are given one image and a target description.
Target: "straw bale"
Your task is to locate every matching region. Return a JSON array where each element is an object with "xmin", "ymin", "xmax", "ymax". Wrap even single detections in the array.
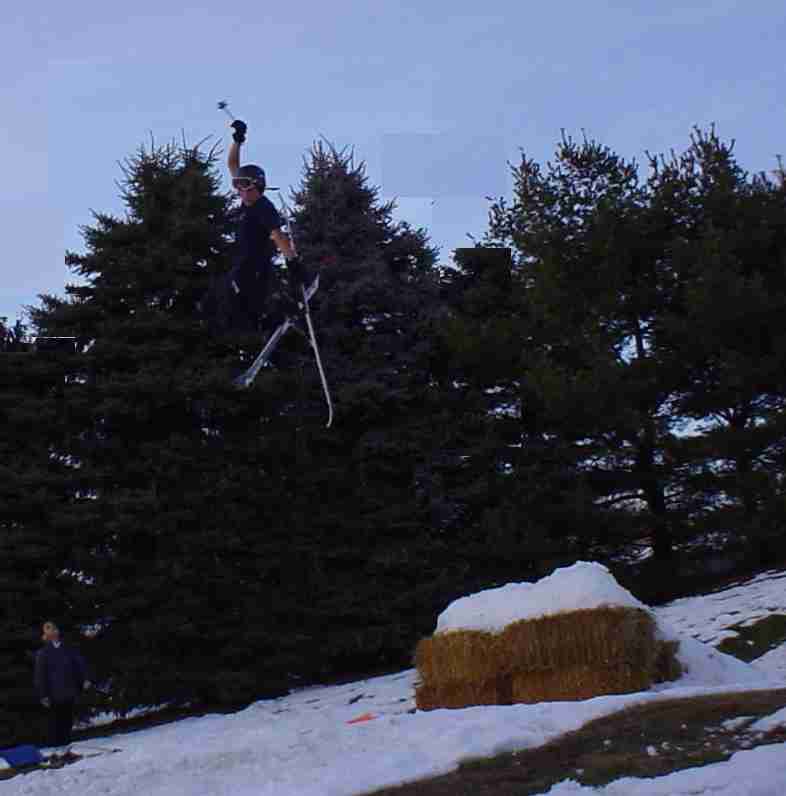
[
  {"xmin": 414, "ymin": 677, "xmax": 510, "ymax": 711},
  {"xmin": 652, "ymin": 639, "xmax": 682, "ymax": 683},
  {"xmin": 416, "ymin": 606, "xmax": 658, "ymax": 686},
  {"xmin": 413, "ymin": 605, "xmax": 676, "ymax": 710},
  {"xmin": 511, "ymin": 663, "xmax": 652, "ymax": 704},
  {"xmin": 496, "ymin": 606, "xmax": 657, "ymax": 674},
  {"xmin": 414, "ymin": 630, "xmax": 500, "ymax": 686}
]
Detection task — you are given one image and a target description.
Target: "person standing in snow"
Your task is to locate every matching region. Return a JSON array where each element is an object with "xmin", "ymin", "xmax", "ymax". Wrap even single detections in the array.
[
  {"xmin": 34, "ymin": 621, "xmax": 92, "ymax": 750},
  {"xmin": 217, "ymin": 118, "xmax": 312, "ymax": 333}
]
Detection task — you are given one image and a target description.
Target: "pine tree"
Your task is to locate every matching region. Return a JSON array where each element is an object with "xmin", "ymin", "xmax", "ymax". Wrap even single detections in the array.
[
  {"xmin": 248, "ymin": 141, "xmax": 458, "ymax": 674},
  {"xmin": 476, "ymin": 127, "xmax": 786, "ymax": 582},
  {"xmin": 483, "ymin": 133, "xmax": 687, "ymax": 569},
  {"xmin": 22, "ymin": 140, "xmax": 269, "ymax": 709},
  {"xmin": 0, "ymin": 339, "xmax": 95, "ymax": 743},
  {"xmin": 15, "ymin": 136, "xmax": 455, "ymax": 708},
  {"xmin": 650, "ymin": 129, "xmax": 786, "ymax": 559},
  {"xmin": 432, "ymin": 246, "xmax": 560, "ymax": 581}
]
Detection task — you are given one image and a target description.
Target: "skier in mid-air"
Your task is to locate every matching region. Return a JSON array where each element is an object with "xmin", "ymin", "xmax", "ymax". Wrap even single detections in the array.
[
  {"xmin": 207, "ymin": 118, "xmax": 311, "ymax": 334},
  {"xmin": 207, "ymin": 109, "xmax": 333, "ymax": 425}
]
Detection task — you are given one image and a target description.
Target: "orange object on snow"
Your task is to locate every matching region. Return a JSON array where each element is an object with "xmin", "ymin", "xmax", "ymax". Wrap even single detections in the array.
[{"xmin": 346, "ymin": 712, "xmax": 376, "ymax": 724}]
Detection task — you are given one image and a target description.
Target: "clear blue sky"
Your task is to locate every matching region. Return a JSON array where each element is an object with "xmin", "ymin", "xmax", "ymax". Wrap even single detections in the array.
[{"xmin": 3, "ymin": 0, "xmax": 784, "ymax": 325}]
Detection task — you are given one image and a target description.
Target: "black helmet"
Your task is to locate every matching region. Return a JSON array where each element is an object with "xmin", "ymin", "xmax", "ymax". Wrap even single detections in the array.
[{"xmin": 235, "ymin": 164, "xmax": 266, "ymax": 192}]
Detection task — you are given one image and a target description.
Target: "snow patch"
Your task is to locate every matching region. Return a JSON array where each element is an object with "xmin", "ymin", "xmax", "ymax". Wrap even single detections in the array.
[
  {"xmin": 721, "ymin": 716, "xmax": 755, "ymax": 732},
  {"xmin": 661, "ymin": 634, "xmax": 779, "ymax": 689},
  {"xmin": 544, "ymin": 742, "xmax": 786, "ymax": 794},
  {"xmin": 753, "ymin": 642, "xmax": 786, "ymax": 680},
  {"xmin": 436, "ymin": 561, "xmax": 647, "ymax": 634},
  {"xmin": 749, "ymin": 706, "xmax": 786, "ymax": 734}
]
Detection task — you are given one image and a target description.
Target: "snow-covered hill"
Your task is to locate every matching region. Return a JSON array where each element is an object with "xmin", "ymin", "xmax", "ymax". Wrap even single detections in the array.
[
  {"xmin": 4, "ymin": 568, "xmax": 785, "ymax": 796},
  {"xmin": 654, "ymin": 568, "xmax": 786, "ymax": 680}
]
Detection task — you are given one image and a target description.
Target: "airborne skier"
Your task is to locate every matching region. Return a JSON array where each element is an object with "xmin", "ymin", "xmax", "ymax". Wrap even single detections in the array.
[
  {"xmin": 214, "ymin": 108, "xmax": 333, "ymax": 426},
  {"xmin": 223, "ymin": 118, "xmax": 312, "ymax": 333}
]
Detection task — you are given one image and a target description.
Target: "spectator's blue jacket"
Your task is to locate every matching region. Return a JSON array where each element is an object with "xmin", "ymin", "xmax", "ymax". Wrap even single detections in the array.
[{"xmin": 34, "ymin": 641, "xmax": 88, "ymax": 702}]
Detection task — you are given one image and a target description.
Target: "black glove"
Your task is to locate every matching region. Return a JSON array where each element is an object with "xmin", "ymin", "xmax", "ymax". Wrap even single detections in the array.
[{"xmin": 231, "ymin": 120, "xmax": 247, "ymax": 144}]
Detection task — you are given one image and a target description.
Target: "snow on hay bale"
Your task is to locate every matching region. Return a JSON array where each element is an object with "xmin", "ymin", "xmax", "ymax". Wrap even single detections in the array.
[{"xmin": 414, "ymin": 561, "xmax": 681, "ymax": 710}]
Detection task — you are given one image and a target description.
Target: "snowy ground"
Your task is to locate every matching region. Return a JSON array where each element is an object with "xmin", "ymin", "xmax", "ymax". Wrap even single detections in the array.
[
  {"xmin": 654, "ymin": 568, "xmax": 786, "ymax": 681},
  {"xmin": 436, "ymin": 561, "xmax": 647, "ymax": 633},
  {"xmin": 543, "ymin": 742, "xmax": 786, "ymax": 795},
  {"xmin": 655, "ymin": 569, "xmax": 786, "ymax": 648},
  {"xmin": 6, "ymin": 567, "xmax": 785, "ymax": 796},
  {"xmin": 75, "ymin": 703, "xmax": 173, "ymax": 732}
]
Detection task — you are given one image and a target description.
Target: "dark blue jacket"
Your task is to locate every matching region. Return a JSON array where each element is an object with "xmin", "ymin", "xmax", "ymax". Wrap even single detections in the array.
[{"xmin": 34, "ymin": 642, "xmax": 88, "ymax": 702}]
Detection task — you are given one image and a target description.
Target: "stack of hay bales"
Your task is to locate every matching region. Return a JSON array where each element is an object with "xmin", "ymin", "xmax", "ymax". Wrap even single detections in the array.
[{"xmin": 415, "ymin": 562, "xmax": 681, "ymax": 710}]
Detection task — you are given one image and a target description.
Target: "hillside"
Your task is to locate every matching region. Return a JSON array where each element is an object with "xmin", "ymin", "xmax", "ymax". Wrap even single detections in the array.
[{"xmin": 2, "ymin": 568, "xmax": 784, "ymax": 795}]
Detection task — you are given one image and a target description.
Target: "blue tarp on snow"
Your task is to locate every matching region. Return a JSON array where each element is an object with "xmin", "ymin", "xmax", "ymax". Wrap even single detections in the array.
[{"xmin": 0, "ymin": 745, "xmax": 44, "ymax": 767}]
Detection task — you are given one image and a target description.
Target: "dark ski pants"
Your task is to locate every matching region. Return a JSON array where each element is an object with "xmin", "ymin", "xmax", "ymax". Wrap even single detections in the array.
[
  {"xmin": 226, "ymin": 260, "xmax": 313, "ymax": 332},
  {"xmin": 201, "ymin": 261, "xmax": 313, "ymax": 335},
  {"xmin": 200, "ymin": 266, "xmax": 270, "ymax": 335},
  {"xmin": 47, "ymin": 699, "xmax": 75, "ymax": 747},
  {"xmin": 230, "ymin": 263, "xmax": 271, "ymax": 333}
]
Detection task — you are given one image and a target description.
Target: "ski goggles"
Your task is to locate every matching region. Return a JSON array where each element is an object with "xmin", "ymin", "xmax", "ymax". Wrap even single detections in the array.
[{"xmin": 232, "ymin": 177, "xmax": 256, "ymax": 190}]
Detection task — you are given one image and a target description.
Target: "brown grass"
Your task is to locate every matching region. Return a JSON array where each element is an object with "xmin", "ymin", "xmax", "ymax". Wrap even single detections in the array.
[{"xmin": 365, "ymin": 688, "xmax": 786, "ymax": 796}]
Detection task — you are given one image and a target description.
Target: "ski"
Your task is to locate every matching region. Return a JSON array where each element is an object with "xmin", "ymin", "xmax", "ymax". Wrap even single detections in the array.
[
  {"xmin": 233, "ymin": 191, "xmax": 334, "ymax": 428},
  {"xmin": 299, "ymin": 276, "xmax": 334, "ymax": 428},
  {"xmin": 232, "ymin": 276, "xmax": 320, "ymax": 389},
  {"xmin": 232, "ymin": 275, "xmax": 333, "ymax": 427},
  {"xmin": 276, "ymin": 196, "xmax": 333, "ymax": 428}
]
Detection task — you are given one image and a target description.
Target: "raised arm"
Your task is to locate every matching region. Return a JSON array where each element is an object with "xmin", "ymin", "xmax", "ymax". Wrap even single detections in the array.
[
  {"xmin": 227, "ymin": 120, "xmax": 247, "ymax": 178},
  {"xmin": 228, "ymin": 141, "xmax": 240, "ymax": 178}
]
